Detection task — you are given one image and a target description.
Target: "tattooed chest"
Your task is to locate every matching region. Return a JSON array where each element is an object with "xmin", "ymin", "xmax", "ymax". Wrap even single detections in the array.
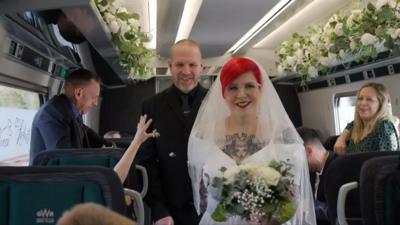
[{"xmin": 221, "ymin": 133, "xmax": 265, "ymax": 163}]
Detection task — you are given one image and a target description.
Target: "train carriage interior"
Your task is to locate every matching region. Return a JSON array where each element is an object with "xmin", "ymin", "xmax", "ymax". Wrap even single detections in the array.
[{"xmin": 0, "ymin": 0, "xmax": 400, "ymax": 225}]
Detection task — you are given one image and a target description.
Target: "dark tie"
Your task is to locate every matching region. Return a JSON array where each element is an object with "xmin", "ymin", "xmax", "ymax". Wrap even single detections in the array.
[
  {"xmin": 181, "ymin": 95, "xmax": 191, "ymax": 114},
  {"xmin": 76, "ymin": 116, "xmax": 90, "ymax": 147}
]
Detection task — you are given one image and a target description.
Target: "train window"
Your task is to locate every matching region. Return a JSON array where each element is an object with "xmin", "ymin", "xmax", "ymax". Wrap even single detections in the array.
[
  {"xmin": 0, "ymin": 85, "xmax": 40, "ymax": 164},
  {"xmin": 334, "ymin": 93, "xmax": 356, "ymax": 134}
]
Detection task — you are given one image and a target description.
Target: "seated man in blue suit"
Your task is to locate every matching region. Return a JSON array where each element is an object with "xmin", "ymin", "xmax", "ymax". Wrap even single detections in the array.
[{"xmin": 29, "ymin": 69, "xmax": 109, "ymax": 164}]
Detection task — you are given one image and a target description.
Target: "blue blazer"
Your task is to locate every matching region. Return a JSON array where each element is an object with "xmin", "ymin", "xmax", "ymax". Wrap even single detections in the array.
[{"xmin": 29, "ymin": 94, "xmax": 106, "ymax": 164}]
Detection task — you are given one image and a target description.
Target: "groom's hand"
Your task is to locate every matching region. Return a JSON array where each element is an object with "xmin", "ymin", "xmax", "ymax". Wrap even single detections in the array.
[{"xmin": 155, "ymin": 216, "xmax": 174, "ymax": 225}]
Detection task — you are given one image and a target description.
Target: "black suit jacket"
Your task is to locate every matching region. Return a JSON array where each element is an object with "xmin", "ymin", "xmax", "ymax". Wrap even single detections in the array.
[
  {"xmin": 29, "ymin": 94, "xmax": 107, "ymax": 164},
  {"xmin": 138, "ymin": 85, "xmax": 207, "ymax": 223}
]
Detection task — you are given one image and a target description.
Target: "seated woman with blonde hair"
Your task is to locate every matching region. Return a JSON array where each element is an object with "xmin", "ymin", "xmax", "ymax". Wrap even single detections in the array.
[
  {"xmin": 334, "ymin": 82, "xmax": 399, "ymax": 154},
  {"xmin": 57, "ymin": 203, "xmax": 137, "ymax": 225}
]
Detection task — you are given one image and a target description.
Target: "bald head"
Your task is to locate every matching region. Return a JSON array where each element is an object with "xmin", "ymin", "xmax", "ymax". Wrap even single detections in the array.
[
  {"xmin": 168, "ymin": 39, "xmax": 203, "ymax": 93},
  {"xmin": 170, "ymin": 39, "xmax": 202, "ymax": 60}
]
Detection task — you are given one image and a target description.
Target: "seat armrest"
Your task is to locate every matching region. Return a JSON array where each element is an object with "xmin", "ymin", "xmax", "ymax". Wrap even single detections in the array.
[
  {"xmin": 124, "ymin": 188, "xmax": 145, "ymax": 225},
  {"xmin": 135, "ymin": 165, "xmax": 148, "ymax": 198},
  {"xmin": 337, "ymin": 181, "xmax": 358, "ymax": 225}
]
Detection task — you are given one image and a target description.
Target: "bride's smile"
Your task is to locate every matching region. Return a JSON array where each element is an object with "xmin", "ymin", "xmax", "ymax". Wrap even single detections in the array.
[{"xmin": 224, "ymin": 71, "xmax": 261, "ymax": 115}]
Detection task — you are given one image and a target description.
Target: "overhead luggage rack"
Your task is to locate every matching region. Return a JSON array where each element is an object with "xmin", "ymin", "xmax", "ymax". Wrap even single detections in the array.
[
  {"xmin": 272, "ymin": 51, "xmax": 400, "ymax": 92},
  {"xmin": 1, "ymin": 0, "xmax": 132, "ymax": 85}
]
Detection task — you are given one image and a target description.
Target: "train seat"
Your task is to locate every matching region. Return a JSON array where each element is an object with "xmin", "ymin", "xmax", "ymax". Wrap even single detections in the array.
[
  {"xmin": 0, "ymin": 166, "xmax": 126, "ymax": 225},
  {"xmin": 359, "ymin": 155, "xmax": 400, "ymax": 225}
]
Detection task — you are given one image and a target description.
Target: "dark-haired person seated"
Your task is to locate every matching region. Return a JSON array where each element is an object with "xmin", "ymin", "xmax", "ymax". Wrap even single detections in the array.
[
  {"xmin": 29, "ymin": 69, "xmax": 110, "ymax": 165},
  {"xmin": 297, "ymin": 127, "xmax": 339, "ymax": 225},
  {"xmin": 334, "ymin": 82, "xmax": 399, "ymax": 154}
]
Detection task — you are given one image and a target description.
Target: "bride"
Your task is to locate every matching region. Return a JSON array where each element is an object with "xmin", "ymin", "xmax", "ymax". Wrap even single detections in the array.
[{"xmin": 188, "ymin": 57, "xmax": 316, "ymax": 225}]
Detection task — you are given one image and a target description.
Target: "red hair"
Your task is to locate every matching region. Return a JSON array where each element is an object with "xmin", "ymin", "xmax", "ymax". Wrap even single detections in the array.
[{"xmin": 220, "ymin": 57, "xmax": 261, "ymax": 96}]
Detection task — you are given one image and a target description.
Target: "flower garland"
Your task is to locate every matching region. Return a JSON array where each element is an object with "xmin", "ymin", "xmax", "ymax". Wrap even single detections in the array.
[
  {"xmin": 276, "ymin": 0, "xmax": 400, "ymax": 82},
  {"xmin": 95, "ymin": 0, "xmax": 154, "ymax": 80}
]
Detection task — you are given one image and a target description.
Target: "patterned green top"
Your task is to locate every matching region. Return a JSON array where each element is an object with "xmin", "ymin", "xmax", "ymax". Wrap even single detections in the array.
[{"xmin": 346, "ymin": 120, "xmax": 399, "ymax": 153}]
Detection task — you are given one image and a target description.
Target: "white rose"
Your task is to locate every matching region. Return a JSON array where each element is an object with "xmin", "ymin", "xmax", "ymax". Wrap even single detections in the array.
[
  {"xmin": 120, "ymin": 21, "xmax": 131, "ymax": 37},
  {"xmin": 293, "ymin": 42, "xmax": 300, "ymax": 49},
  {"xmin": 97, "ymin": 2, "xmax": 109, "ymax": 13},
  {"xmin": 128, "ymin": 18, "xmax": 140, "ymax": 28},
  {"xmin": 286, "ymin": 55, "xmax": 297, "ymax": 67},
  {"xmin": 351, "ymin": 9, "xmax": 362, "ymax": 16},
  {"xmin": 108, "ymin": 1, "xmax": 122, "ymax": 14},
  {"xmin": 116, "ymin": 7, "xmax": 129, "ymax": 15},
  {"xmin": 361, "ymin": 33, "xmax": 379, "ymax": 46},
  {"xmin": 310, "ymin": 34, "xmax": 319, "ymax": 45},
  {"xmin": 346, "ymin": 15, "xmax": 354, "ymax": 28},
  {"xmin": 350, "ymin": 39, "xmax": 357, "ymax": 51},
  {"xmin": 334, "ymin": 23, "xmax": 344, "ymax": 36},
  {"xmin": 255, "ymin": 167, "xmax": 281, "ymax": 186},
  {"xmin": 109, "ymin": 20, "xmax": 120, "ymax": 34},
  {"xmin": 328, "ymin": 52, "xmax": 338, "ymax": 64},
  {"xmin": 387, "ymin": 28, "xmax": 400, "ymax": 39},
  {"xmin": 295, "ymin": 49, "xmax": 304, "ymax": 60},
  {"xmin": 277, "ymin": 65, "xmax": 285, "ymax": 75},
  {"xmin": 223, "ymin": 166, "xmax": 241, "ymax": 183},
  {"xmin": 104, "ymin": 12, "xmax": 115, "ymax": 24},
  {"xmin": 376, "ymin": 0, "xmax": 387, "ymax": 9},
  {"xmin": 339, "ymin": 49, "xmax": 348, "ymax": 59},
  {"xmin": 319, "ymin": 56, "xmax": 330, "ymax": 66},
  {"xmin": 307, "ymin": 66, "xmax": 318, "ymax": 78}
]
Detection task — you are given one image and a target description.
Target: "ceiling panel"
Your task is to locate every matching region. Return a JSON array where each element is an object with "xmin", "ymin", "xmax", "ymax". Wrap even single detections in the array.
[{"xmin": 190, "ymin": 0, "xmax": 280, "ymax": 58}]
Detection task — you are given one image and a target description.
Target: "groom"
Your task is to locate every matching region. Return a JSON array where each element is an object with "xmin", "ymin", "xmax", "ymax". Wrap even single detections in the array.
[{"xmin": 138, "ymin": 39, "xmax": 207, "ymax": 225}]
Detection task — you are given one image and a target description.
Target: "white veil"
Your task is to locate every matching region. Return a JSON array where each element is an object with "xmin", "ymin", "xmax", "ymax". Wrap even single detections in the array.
[{"xmin": 188, "ymin": 58, "xmax": 316, "ymax": 225}]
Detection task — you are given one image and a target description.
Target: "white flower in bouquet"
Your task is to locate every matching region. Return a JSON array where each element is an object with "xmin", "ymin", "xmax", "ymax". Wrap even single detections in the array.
[
  {"xmin": 361, "ymin": 33, "xmax": 379, "ymax": 46},
  {"xmin": 254, "ymin": 166, "xmax": 281, "ymax": 186},
  {"xmin": 293, "ymin": 42, "xmax": 300, "ymax": 49}
]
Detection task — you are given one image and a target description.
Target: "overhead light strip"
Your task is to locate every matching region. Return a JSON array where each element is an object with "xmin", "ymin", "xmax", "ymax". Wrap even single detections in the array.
[
  {"xmin": 148, "ymin": 0, "xmax": 157, "ymax": 49},
  {"xmin": 175, "ymin": 0, "xmax": 203, "ymax": 43},
  {"xmin": 227, "ymin": 0, "xmax": 295, "ymax": 54}
]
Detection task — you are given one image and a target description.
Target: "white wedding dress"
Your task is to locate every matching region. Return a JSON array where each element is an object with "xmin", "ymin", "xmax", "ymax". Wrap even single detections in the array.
[
  {"xmin": 188, "ymin": 58, "xmax": 316, "ymax": 225},
  {"xmin": 189, "ymin": 137, "xmax": 315, "ymax": 225}
]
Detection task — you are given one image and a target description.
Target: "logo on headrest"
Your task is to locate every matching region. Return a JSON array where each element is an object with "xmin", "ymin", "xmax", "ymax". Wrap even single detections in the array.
[{"xmin": 36, "ymin": 208, "xmax": 55, "ymax": 224}]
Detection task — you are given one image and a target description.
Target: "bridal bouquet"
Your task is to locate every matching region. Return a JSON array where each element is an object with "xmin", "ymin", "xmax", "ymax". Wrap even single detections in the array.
[{"xmin": 210, "ymin": 160, "xmax": 295, "ymax": 224}]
